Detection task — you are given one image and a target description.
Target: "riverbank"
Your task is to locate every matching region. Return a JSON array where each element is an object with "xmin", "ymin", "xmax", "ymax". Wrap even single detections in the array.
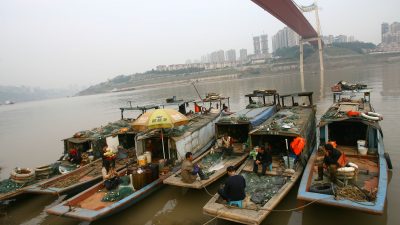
[{"xmin": 78, "ymin": 52, "xmax": 400, "ymax": 96}]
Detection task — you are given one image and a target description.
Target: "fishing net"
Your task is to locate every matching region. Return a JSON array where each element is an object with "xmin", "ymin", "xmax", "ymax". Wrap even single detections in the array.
[
  {"xmin": 242, "ymin": 172, "xmax": 287, "ymax": 205},
  {"xmin": 167, "ymin": 126, "xmax": 189, "ymax": 137},
  {"xmin": 102, "ymin": 175, "xmax": 134, "ymax": 202},
  {"xmin": 0, "ymin": 179, "xmax": 23, "ymax": 194}
]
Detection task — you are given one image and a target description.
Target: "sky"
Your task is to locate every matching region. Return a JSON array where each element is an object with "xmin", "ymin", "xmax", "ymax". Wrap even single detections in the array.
[{"xmin": 0, "ymin": 0, "xmax": 399, "ymax": 89}]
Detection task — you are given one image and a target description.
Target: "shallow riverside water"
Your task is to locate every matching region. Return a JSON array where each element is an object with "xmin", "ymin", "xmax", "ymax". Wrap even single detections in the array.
[{"xmin": 0, "ymin": 62, "xmax": 399, "ymax": 225}]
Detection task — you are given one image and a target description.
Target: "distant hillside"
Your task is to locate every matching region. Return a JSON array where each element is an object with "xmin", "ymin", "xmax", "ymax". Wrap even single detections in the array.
[
  {"xmin": 77, "ymin": 68, "xmax": 237, "ymax": 96},
  {"xmin": 78, "ymin": 42, "xmax": 399, "ymax": 97},
  {"xmin": 0, "ymin": 85, "xmax": 79, "ymax": 104}
]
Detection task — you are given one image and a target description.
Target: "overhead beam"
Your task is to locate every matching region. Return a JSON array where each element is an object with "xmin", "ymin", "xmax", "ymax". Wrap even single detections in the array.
[{"xmin": 251, "ymin": 0, "xmax": 319, "ymax": 46}]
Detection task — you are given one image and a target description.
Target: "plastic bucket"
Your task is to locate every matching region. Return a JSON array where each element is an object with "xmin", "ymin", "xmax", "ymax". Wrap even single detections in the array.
[
  {"xmin": 358, "ymin": 146, "xmax": 368, "ymax": 155},
  {"xmin": 144, "ymin": 151, "xmax": 152, "ymax": 164},
  {"xmin": 357, "ymin": 140, "xmax": 366, "ymax": 149},
  {"xmin": 138, "ymin": 155, "xmax": 147, "ymax": 166}
]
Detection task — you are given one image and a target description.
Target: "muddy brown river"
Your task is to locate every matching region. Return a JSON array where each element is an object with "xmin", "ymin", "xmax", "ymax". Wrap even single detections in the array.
[{"xmin": 0, "ymin": 62, "xmax": 399, "ymax": 225}]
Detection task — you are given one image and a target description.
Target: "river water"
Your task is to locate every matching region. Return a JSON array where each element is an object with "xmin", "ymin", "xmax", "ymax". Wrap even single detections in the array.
[{"xmin": 0, "ymin": 62, "xmax": 399, "ymax": 225}]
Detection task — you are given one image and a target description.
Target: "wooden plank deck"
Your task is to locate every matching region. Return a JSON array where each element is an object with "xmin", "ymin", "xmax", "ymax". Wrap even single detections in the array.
[
  {"xmin": 163, "ymin": 150, "xmax": 249, "ymax": 189},
  {"xmin": 25, "ymin": 158, "xmax": 130, "ymax": 195},
  {"xmin": 203, "ymin": 159, "xmax": 303, "ymax": 225}
]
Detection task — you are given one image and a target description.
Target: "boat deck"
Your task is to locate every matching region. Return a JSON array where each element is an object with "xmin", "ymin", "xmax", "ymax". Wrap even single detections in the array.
[
  {"xmin": 25, "ymin": 158, "xmax": 131, "ymax": 195},
  {"xmin": 203, "ymin": 159, "xmax": 303, "ymax": 225},
  {"xmin": 163, "ymin": 150, "xmax": 248, "ymax": 189},
  {"xmin": 309, "ymin": 145, "xmax": 379, "ymax": 193}
]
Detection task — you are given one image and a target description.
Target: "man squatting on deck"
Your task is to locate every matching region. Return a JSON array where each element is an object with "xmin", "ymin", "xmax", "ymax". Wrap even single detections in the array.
[
  {"xmin": 181, "ymin": 152, "xmax": 209, "ymax": 183},
  {"xmin": 253, "ymin": 146, "xmax": 273, "ymax": 176},
  {"xmin": 218, "ymin": 166, "xmax": 246, "ymax": 203},
  {"xmin": 316, "ymin": 143, "xmax": 342, "ymax": 182}
]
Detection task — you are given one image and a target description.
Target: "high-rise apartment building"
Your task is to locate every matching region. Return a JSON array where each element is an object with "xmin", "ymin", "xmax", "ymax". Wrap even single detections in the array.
[
  {"xmin": 272, "ymin": 27, "xmax": 299, "ymax": 52},
  {"xmin": 239, "ymin": 49, "xmax": 247, "ymax": 62},
  {"xmin": 226, "ymin": 49, "xmax": 236, "ymax": 62},
  {"xmin": 382, "ymin": 22, "xmax": 400, "ymax": 44},
  {"xmin": 260, "ymin": 35, "xmax": 269, "ymax": 54},
  {"xmin": 253, "ymin": 36, "xmax": 261, "ymax": 55},
  {"xmin": 382, "ymin": 22, "xmax": 389, "ymax": 42}
]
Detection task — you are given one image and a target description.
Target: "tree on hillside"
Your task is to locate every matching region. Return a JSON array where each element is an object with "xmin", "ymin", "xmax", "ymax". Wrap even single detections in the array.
[
  {"xmin": 273, "ymin": 45, "xmax": 315, "ymax": 60},
  {"xmin": 332, "ymin": 42, "xmax": 376, "ymax": 54}
]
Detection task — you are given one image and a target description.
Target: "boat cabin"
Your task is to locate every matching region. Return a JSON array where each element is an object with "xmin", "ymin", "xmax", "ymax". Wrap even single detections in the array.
[
  {"xmin": 135, "ymin": 94, "xmax": 229, "ymax": 165},
  {"xmin": 63, "ymin": 120, "xmax": 138, "ymax": 161},
  {"xmin": 249, "ymin": 92, "xmax": 316, "ymax": 167},
  {"xmin": 319, "ymin": 89, "xmax": 379, "ymax": 155},
  {"xmin": 215, "ymin": 90, "xmax": 279, "ymax": 149}
]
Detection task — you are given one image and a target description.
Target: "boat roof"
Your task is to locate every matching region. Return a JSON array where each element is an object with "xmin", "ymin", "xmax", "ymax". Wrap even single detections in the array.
[
  {"xmin": 216, "ymin": 106, "xmax": 276, "ymax": 127},
  {"xmin": 63, "ymin": 120, "xmax": 136, "ymax": 142},
  {"xmin": 250, "ymin": 106, "xmax": 315, "ymax": 137},
  {"xmin": 136, "ymin": 112, "xmax": 220, "ymax": 141},
  {"xmin": 319, "ymin": 101, "xmax": 382, "ymax": 131},
  {"xmin": 244, "ymin": 89, "xmax": 277, "ymax": 98}
]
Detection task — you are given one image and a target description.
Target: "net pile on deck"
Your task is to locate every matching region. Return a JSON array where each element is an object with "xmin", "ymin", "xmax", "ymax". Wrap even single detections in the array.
[
  {"xmin": 241, "ymin": 172, "xmax": 287, "ymax": 205},
  {"xmin": 0, "ymin": 180, "xmax": 25, "ymax": 194},
  {"xmin": 73, "ymin": 120, "xmax": 133, "ymax": 140},
  {"xmin": 267, "ymin": 109, "xmax": 301, "ymax": 132},
  {"xmin": 198, "ymin": 152, "xmax": 226, "ymax": 176}
]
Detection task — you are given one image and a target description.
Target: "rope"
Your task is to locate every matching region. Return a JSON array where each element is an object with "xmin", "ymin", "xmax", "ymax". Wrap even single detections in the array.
[
  {"xmin": 201, "ymin": 196, "xmax": 332, "ymax": 225},
  {"xmin": 202, "ymin": 185, "xmax": 215, "ymax": 197}
]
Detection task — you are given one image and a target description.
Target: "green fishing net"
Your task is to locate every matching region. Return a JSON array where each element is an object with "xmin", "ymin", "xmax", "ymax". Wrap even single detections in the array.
[
  {"xmin": 101, "ymin": 176, "xmax": 134, "ymax": 202},
  {"xmin": 241, "ymin": 172, "xmax": 287, "ymax": 205},
  {"xmin": 0, "ymin": 179, "xmax": 24, "ymax": 194}
]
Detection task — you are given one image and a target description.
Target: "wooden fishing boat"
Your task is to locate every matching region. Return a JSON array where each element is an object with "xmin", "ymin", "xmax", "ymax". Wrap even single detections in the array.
[
  {"xmin": 297, "ymin": 88, "xmax": 390, "ymax": 214},
  {"xmin": 203, "ymin": 92, "xmax": 316, "ymax": 225},
  {"xmin": 46, "ymin": 95, "xmax": 230, "ymax": 221},
  {"xmin": 23, "ymin": 104, "xmax": 160, "ymax": 196},
  {"xmin": 24, "ymin": 158, "xmax": 130, "ymax": 196},
  {"xmin": 134, "ymin": 94, "xmax": 230, "ymax": 168},
  {"xmin": 163, "ymin": 90, "xmax": 279, "ymax": 189},
  {"xmin": 45, "ymin": 168, "xmax": 164, "ymax": 221},
  {"xmin": 0, "ymin": 104, "xmax": 157, "ymax": 201}
]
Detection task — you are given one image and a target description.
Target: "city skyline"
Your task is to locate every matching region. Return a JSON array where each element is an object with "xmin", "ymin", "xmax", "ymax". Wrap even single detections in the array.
[{"xmin": 0, "ymin": 0, "xmax": 399, "ymax": 89}]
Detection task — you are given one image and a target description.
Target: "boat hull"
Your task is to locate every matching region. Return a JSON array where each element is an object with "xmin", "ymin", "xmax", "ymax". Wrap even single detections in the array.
[{"xmin": 297, "ymin": 132, "xmax": 387, "ymax": 214}]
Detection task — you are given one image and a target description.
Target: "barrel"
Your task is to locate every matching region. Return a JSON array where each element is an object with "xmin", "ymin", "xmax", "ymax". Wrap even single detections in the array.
[
  {"xmin": 148, "ymin": 163, "xmax": 159, "ymax": 181},
  {"xmin": 132, "ymin": 170, "xmax": 146, "ymax": 190},
  {"xmin": 138, "ymin": 155, "xmax": 147, "ymax": 167},
  {"xmin": 144, "ymin": 151, "xmax": 152, "ymax": 164},
  {"xmin": 144, "ymin": 168, "xmax": 153, "ymax": 184}
]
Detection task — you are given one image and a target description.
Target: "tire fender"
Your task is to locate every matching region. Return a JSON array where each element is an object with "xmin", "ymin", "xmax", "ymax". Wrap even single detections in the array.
[{"xmin": 361, "ymin": 112, "xmax": 381, "ymax": 121}]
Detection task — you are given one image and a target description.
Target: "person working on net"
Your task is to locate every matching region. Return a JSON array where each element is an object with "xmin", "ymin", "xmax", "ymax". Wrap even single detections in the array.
[
  {"xmin": 181, "ymin": 152, "xmax": 209, "ymax": 183},
  {"xmin": 218, "ymin": 166, "xmax": 246, "ymax": 205}
]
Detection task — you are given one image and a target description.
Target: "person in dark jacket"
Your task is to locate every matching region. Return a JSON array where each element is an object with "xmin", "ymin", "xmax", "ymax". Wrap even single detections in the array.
[
  {"xmin": 323, "ymin": 143, "xmax": 342, "ymax": 182},
  {"xmin": 253, "ymin": 147, "xmax": 272, "ymax": 175},
  {"xmin": 218, "ymin": 166, "xmax": 246, "ymax": 202}
]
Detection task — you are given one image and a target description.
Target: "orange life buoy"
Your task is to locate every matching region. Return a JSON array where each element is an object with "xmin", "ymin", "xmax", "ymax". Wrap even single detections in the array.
[
  {"xmin": 347, "ymin": 111, "xmax": 360, "ymax": 117},
  {"xmin": 290, "ymin": 137, "xmax": 306, "ymax": 155}
]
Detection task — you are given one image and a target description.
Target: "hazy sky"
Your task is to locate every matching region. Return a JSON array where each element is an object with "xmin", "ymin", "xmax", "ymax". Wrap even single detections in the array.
[{"xmin": 0, "ymin": 0, "xmax": 399, "ymax": 89}]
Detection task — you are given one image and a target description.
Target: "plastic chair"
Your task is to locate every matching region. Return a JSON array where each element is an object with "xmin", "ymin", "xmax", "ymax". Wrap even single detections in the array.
[{"xmin": 228, "ymin": 200, "xmax": 243, "ymax": 208}]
